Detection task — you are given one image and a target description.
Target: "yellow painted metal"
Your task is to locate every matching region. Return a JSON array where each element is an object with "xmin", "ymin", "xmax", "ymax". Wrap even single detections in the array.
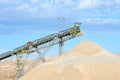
[
  {"xmin": 16, "ymin": 48, "xmax": 27, "ymax": 55},
  {"xmin": 68, "ymin": 24, "xmax": 77, "ymax": 35}
]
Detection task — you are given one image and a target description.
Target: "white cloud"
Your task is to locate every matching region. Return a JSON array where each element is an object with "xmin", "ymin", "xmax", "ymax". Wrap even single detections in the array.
[
  {"xmin": 102, "ymin": 18, "xmax": 120, "ymax": 24},
  {"xmin": 116, "ymin": 0, "xmax": 120, "ymax": 5},
  {"xmin": 82, "ymin": 18, "xmax": 120, "ymax": 24},
  {"xmin": 0, "ymin": 0, "xmax": 120, "ymax": 18},
  {"xmin": 77, "ymin": 0, "xmax": 101, "ymax": 9},
  {"xmin": 52, "ymin": 0, "xmax": 61, "ymax": 4},
  {"xmin": 37, "ymin": 0, "xmax": 73, "ymax": 17},
  {"xmin": 112, "ymin": 9, "xmax": 120, "ymax": 15},
  {"xmin": 30, "ymin": 0, "xmax": 38, "ymax": 4},
  {"xmin": 103, "ymin": 1, "xmax": 112, "ymax": 6},
  {"xmin": 29, "ymin": 7, "xmax": 38, "ymax": 13},
  {"xmin": 16, "ymin": 3, "xmax": 30, "ymax": 11},
  {"xmin": 64, "ymin": 0, "xmax": 74, "ymax": 5},
  {"xmin": 0, "ymin": 0, "xmax": 9, "ymax": 3},
  {"xmin": 41, "ymin": 1, "xmax": 53, "ymax": 9}
]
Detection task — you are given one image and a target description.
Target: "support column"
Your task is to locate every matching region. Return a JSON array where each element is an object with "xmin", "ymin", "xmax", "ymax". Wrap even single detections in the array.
[
  {"xmin": 36, "ymin": 47, "xmax": 45, "ymax": 63},
  {"xmin": 16, "ymin": 54, "xmax": 24, "ymax": 80},
  {"xmin": 58, "ymin": 37, "xmax": 64, "ymax": 56}
]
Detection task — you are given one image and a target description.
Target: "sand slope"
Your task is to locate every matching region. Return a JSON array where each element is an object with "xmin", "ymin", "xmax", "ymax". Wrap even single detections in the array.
[{"xmin": 19, "ymin": 40, "xmax": 120, "ymax": 80}]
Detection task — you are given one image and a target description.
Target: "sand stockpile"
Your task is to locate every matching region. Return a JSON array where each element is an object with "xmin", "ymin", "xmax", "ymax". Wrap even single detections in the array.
[
  {"xmin": 65, "ymin": 39, "xmax": 103, "ymax": 56},
  {"xmin": 116, "ymin": 54, "xmax": 120, "ymax": 57},
  {"xmin": 19, "ymin": 40, "xmax": 120, "ymax": 80}
]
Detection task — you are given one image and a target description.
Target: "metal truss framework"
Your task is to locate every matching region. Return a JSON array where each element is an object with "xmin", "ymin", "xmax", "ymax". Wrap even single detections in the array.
[{"xmin": 0, "ymin": 23, "xmax": 82, "ymax": 80}]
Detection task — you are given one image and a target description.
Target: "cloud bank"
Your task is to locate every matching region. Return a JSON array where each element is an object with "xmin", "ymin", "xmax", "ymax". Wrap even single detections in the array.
[{"xmin": 0, "ymin": 0, "xmax": 120, "ymax": 34}]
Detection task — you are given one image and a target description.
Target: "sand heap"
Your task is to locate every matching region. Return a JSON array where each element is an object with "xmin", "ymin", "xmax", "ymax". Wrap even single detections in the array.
[
  {"xmin": 116, "ymin": 54, "xmax": 120, "ymax": 57},
  {"xmin": 19, "ymin": 40, "xmax": 120, "ymax": 80},
  {"xmin": 64, "ymin": 40, "xmax": 103, "ymax": 55}
]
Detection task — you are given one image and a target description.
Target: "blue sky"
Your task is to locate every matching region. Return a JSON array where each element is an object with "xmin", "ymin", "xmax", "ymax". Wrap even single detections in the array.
[{"xmin": 0, "ymin": 0, "xmax": 120, "ymax": 55}]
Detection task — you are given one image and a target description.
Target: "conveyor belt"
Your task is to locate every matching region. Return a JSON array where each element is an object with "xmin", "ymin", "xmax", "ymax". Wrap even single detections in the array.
[{"xmin": 0, "ymin": 23, "xmax": 82, "ymax": 60}]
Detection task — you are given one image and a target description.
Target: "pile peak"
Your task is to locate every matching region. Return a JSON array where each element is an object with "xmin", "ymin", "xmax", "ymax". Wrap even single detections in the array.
[{"xmin": 68, "ymin": 40, "xmax": 103, "ymax": 55}]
